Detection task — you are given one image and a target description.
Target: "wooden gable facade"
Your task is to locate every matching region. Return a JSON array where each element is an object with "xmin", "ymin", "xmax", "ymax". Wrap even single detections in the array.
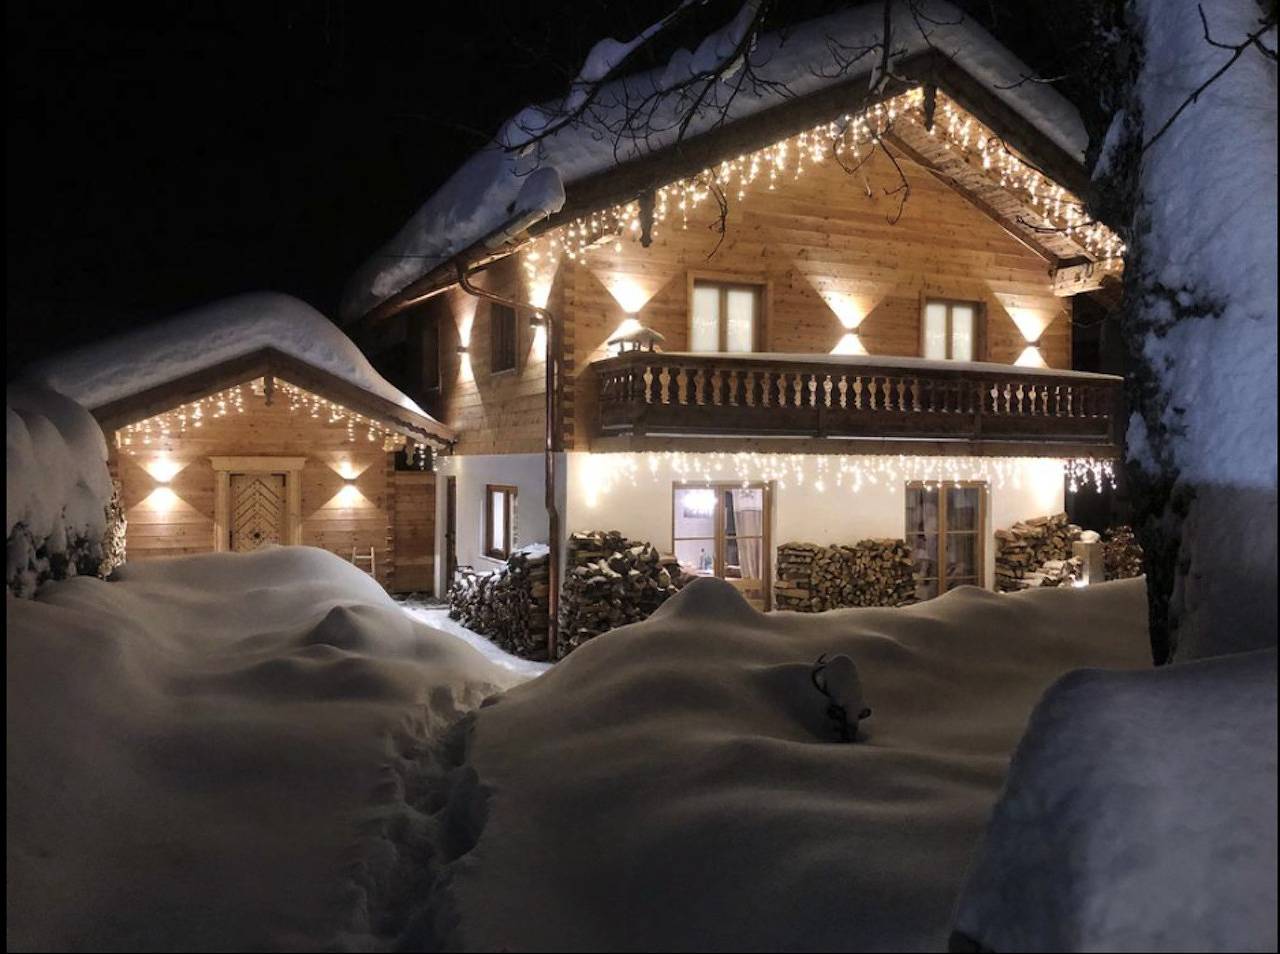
[{"xmin": 98, "ymin": 348, "xmax": 452, "ymax": 594}]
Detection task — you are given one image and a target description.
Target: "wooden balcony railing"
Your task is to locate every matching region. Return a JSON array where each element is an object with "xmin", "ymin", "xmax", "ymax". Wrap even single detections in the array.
[{"xmin": 592, "ymin": 352, "xmax": 1123, "ymax": 451}]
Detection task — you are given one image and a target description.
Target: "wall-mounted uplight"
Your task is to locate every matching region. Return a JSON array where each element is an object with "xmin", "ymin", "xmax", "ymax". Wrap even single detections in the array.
[{"xmin": 456, "ymin": 344, "xmax": 470, "ymax": 355}]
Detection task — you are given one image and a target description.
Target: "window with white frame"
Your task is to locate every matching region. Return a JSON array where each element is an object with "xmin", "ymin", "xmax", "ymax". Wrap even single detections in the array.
[
  {"xmin": 690, "ymin": 280, "xmax": 761, "ymax": 352},
  {"xmin": 922, "ymin": 299, "xmax": 983, "ymax": 361}
]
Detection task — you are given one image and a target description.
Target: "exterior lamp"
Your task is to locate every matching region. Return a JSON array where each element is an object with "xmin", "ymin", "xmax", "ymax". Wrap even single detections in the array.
[
  {"xmin": 456, "ymin": 344, "xmax": 469, "ymax": 355},
  {"xmin": 607, "ymin": 324, "xmax": 666, "ymax": 357}
]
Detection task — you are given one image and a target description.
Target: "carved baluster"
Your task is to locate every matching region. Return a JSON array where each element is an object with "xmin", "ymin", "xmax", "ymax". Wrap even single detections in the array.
[
  {"xmin": 823, "ymin": 374, "xmax": 833, "ymax": 408},
  {"xmin": 853, "ymin": 376, "xmax": 863, "ymax": 409}
]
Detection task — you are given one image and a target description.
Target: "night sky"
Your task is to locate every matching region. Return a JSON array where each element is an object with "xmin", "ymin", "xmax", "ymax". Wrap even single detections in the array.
[
  {"xmin": 5, "ymin": 0, "xmax": 682, "ymax": 373},
  {"xmin": 7, "ymin": 1, "xmax": 1083, "ymax": 375}
]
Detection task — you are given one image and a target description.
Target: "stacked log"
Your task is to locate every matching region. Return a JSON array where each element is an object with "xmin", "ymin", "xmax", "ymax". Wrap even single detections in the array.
[
  {"xmin": 774, "ymin": 539, "xmax": 915, "ymax": 611},
  {"xmin": 447, "ymin": 544, "xmax": 551, "ymax": 660},
  {"xmin": 1102, "ymin": 525, "xmax": 1145, "ymax": 580},
  {"xmin": 995, "ymin": 513, "xmax": 1084, "ymax": 591},
  {"xmin": 557, "ymin": 530, "xmax": 689, "ymax": 659}
]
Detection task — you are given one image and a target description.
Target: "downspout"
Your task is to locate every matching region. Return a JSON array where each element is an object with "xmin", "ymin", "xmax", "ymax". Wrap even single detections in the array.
[{"xmin": 455, "ymin": 261, "xmax": 562, "ymax": 661}]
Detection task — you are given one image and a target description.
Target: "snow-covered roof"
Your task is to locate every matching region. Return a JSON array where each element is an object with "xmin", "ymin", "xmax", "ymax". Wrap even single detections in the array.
[
  {"xmin": 342, "ymin": 0, "xmax": 1089, "ymax": 322},
  {"xmin": 21, "ymin": 292, "xmax": 445, "ymax": 433}
]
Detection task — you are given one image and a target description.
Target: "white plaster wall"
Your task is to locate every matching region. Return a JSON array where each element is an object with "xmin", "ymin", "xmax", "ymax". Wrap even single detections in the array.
[
  {"xmin": 434, "ymin": 453, "xmax": 544, "ymax": 588},
  {"xmin": 565, "ymin": 452, "xmax": 1068, "ymax": 590}
]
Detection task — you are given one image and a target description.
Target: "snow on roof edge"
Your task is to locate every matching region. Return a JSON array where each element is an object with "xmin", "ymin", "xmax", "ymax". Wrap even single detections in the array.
[
  {"xmin": 341, "ymin": 1, "xmax": 1090, "ymax": 323},
  {"xmin": 21, "ymin": 291, "xmax": 435, "ymax": 423}
]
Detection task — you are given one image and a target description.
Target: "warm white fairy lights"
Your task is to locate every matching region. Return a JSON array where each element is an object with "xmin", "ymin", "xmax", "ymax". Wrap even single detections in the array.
[
  {"xmin": 117, "ymin": 377, "xmax": 430, "ymax": 466},
  {"xmin": 575, "ymin": 450, "xmax": 1115, "ymax": 507},
  {"xmin": 526, "ymin": 87, "xmax": 1123, "ymax": 267}
]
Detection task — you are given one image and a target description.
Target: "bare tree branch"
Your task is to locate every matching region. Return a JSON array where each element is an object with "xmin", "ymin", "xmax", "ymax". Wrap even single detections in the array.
[{"xmin": 1142, "ymin": 3, "xmax": 1278, "ymax": 153}]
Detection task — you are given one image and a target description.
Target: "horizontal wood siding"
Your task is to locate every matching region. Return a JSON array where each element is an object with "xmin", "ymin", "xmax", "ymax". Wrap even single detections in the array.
[
  {"xmin": 564, "ymin": 147, "xmax": 1069, "ymax": 449},
  {"xmin": 428, "ymin": 254, "xmax": 565, "ymax": 456},
  {"xmin": 112, "ymin": 391, "xmax": 397, "ymax": 587}
]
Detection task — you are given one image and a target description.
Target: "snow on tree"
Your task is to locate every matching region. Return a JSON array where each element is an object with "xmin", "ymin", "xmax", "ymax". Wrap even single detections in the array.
[{"xmin": 1089, "ymin": 0, "xmax": 1277, "ymax": 662}]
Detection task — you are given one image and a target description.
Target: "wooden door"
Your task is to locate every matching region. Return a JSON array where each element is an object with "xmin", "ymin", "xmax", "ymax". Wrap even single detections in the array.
[
  {"xmin": 444, "ymin": 475, "xmax": 458, "ymax": 581},
  {"xmin": 230, "ymin": 473, "xmax": 286, "ymax": 552}
]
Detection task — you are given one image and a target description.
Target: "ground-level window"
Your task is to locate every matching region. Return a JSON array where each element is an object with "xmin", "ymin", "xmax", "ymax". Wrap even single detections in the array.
[
  {"xmin": 484, "ymin": 484, "xmax": 517, "ymax": 559},
  {"xmin": 690, "ymin": 280, "xmax": 762, "ymax": 352},
  {"xmin": 672, "ymin": 482, "xmax": 770, "ymax": 609},
  {"xmin": 922, "ymin": 299, "xmax": 983, "ymax": 361},
  {"xmin": 906, "ymin": 481, "xmax": 985, "ymax": 599}
]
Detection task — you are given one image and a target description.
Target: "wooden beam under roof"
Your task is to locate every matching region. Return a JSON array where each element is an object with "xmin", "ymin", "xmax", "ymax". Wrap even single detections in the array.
[{"xmin": 1051, "ymin": 259, "xmax": 1124, "ymax": 296}]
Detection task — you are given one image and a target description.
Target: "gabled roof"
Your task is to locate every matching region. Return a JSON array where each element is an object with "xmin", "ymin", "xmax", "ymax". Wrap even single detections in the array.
[
  {"xmin": 343, "ymin": 1, "xmax": 1105, "ymax": 326},
  {"xmin": 23, "ymin": 292, "xmax": 454, "ymax": 446}
]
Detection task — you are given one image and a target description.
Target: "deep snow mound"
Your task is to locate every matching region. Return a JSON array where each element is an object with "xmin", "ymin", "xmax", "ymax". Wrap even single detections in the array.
[
  {"xmin": 6, "ymin": 545, "xmax": 528, "ymax": 951},
  {"xmin": 954, "ymin": 647, "xmax": 1278, "ymax": 952},
  {"xmin": 441, "ymin": 576, "xmax": 1151, "ymax": 952}
]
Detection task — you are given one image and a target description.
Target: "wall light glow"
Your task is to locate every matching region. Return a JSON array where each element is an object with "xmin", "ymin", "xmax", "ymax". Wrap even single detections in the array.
[
  {"xmin": 144, "ymin": 455, "xmax": 184, "ymax": 484},
  {"xmin": 144, "ymin": 487, "xmax": 181, "ymax": 512},
  {"xmin": 831, "ymin": 333, "xmax": 868, "ymax": 356},
  {"xmin": 1001, "ymin": 304, "xmax": 1056, "ymax": 344},
  {"xmin": 1014, "ymin": 345, "xmax": 1049, "ymax": 368},
  {"xmin": 593, "ymin": 271, "xmax": 667, "ymax": 314}
]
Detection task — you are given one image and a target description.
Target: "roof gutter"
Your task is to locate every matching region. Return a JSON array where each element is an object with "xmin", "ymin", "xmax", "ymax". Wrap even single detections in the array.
[
  {"xmin": 453, "ymin": 259, "xmax": 564, "ymax": 662},
  {"xmin": 355, "ymin": 206, "xmax": 552, "ymax": 331}
]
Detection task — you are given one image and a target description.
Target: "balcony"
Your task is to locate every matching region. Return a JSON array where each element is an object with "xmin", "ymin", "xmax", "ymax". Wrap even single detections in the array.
[{"xmin": 591, "ymin": 352, "xmax": 1123, "ymax": 456}]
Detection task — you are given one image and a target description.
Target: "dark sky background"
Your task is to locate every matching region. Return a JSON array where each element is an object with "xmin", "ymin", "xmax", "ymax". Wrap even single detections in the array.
[{"xmin": 7, "ymin": 1, "xmax": 1085, "ymax": 376}]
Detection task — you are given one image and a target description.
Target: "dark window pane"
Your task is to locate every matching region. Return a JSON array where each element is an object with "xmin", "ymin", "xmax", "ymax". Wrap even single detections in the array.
[
  {"xmin": 946, "ymin": 486, "xmax": 981, "ymax": 531},
  {"xmin": 946, "ymin": 533, "xmax": 978, "ymax": 579}
]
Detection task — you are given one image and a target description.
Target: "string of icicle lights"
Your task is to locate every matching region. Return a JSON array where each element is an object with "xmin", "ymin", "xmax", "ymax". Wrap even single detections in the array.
[
  {"xmin": 522, "ymin": 86, "xmax": 1124, "ymax": 287},
  {"xmin": 570, "ymin": 451, "xmax": 1116, "ymax": 503},
  {"xmin": 117, "ymin": 377, "xmax": 429, "ymax": 464}
]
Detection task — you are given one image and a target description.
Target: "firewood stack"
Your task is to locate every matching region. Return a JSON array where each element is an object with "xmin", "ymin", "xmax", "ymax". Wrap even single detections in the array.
[
  {"xmin": 995, "ymin": 513, "xmax": 1085, "ymax": 591},
  {"xmin": 774, "ymin": 539, "xmax": 916, "ymax": 611},
  {"xmin": 447, "ymin": 544, "xmax": 552, "ymax": 660},
  {"xmin": 557, "ymin": 530, "xmax": 689, "ymax": 659},
  {"xmin": 1102, "ymin": 525, "xmax": 1145, "ymax": 580}
]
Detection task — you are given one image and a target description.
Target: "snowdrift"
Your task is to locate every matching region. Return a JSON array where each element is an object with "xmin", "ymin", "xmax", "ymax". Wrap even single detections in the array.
[
  {"xmin": 6, "ymin": 546, "xmax": 528, "ymax": 951},
  {"xmin": 438, "ymin": 576, "xmax": 1152, "ymax": 951},
  {"xmin": 954, "ymin": 647, "xmax": 1278, "ymax": 953},
  {"xmin": 6, "ymin": 384, "xmax": 113, "ymax": 596}
]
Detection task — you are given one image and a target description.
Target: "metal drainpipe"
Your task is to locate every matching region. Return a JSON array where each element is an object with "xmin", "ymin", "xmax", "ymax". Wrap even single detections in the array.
[{"xmin": 455, "ymin": 262, "xmax": 561, "ymax": 660}]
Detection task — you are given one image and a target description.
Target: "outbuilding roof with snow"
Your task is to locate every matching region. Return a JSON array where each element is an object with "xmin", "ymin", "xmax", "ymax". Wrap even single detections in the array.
[
  {"xmin": 22, "ymin": 292, "xmax": 454, "ymax": 446},
  {"xmin": 342, "ymin": 0, "xmax": 1101, "ymax": 326}
]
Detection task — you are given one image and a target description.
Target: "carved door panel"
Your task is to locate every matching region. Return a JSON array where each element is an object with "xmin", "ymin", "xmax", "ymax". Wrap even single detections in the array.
[{"xmin": 230, "ymin": 473, "xmax": 286, "ymax": 552}]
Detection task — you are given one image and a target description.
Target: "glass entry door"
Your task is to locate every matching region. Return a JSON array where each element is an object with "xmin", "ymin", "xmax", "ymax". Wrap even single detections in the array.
[
  {"xmin": 672, "ymin": 483, "xmax": 771, "ymax": 609},
  {"xmin": 906, "ymin": 482, "xmax": 985, "ymax": 600}
]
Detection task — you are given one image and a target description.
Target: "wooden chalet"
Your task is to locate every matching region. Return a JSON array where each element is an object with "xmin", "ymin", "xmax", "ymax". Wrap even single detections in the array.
[{"xmin": 342, "ymin": 7, "xmax": 1127, "ymax": 647}]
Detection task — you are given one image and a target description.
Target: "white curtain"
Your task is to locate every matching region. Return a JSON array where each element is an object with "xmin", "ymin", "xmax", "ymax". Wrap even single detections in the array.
[{"xmin": 731, "ymin": 490, "xmax": 763, "ymax": 579}]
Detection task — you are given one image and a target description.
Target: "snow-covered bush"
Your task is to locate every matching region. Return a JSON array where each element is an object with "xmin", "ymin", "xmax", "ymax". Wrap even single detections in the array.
[{"xmin": 6, "ymin": 385, "xmax": 114, "ymax": 597}]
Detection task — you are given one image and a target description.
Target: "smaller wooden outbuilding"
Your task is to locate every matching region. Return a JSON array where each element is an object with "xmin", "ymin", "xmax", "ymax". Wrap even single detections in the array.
[{"xmin": 93, "ymin": 345, "xmax": 452, "ymax": 592}]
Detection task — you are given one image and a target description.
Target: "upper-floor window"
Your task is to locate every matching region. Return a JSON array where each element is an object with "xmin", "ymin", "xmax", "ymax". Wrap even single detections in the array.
[
  {"xmin": 922, "ymin": 299, "xmax": 983, "ymax": 362},
  {"xmin": 690, "ymin": 280, "xmax": 761, "ymax": 352},
  {"xmin": 491, "ymin": 303, "xmax": 517, "ymax": 373}
]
